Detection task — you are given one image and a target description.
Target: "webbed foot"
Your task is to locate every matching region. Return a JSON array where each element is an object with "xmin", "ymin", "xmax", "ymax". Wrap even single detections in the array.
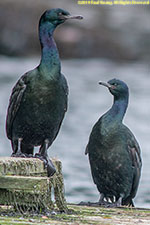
[
  {"xmin": 11, "ymin": 152, "xmax": 33, "ymax": 158},
  {"xmin": 35, "ymin": 139, "xmax": 56, "ymax": 177},
  {"xmin": 79, "ymin": 201, "xmax": 101, "ymax": 206},
  {"xmin": 11, "ymin": 152, "xmax": 27, "ymax": 157},
  {"xmin": 108, "ymin": 197, "xmax": 122, "ymax": 208},
  {"xmin": 100, "ymin": 196, "xmax": 123, "ymax": 208},
  {"xmin": 97, "ymin": 193, "xmax": 114, "ymax": 207},
  {"xmin": 35, "ymin": 153, "xmax": 56, "ymax": 177}
]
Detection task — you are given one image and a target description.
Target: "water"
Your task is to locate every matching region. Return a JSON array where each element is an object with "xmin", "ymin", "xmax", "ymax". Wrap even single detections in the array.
[{"xmin": 0, "ymin": 56, "xmax": 149, "ymax": 208}]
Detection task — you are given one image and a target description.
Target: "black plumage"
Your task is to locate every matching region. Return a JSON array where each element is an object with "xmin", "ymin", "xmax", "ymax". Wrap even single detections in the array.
[
  {"xmin": 6, "ymin": 8, "xmax": 83, "ymax": 176},
  {"xmin": 86, "ymin": 79, "xmax": 142, "ymax": 207}
]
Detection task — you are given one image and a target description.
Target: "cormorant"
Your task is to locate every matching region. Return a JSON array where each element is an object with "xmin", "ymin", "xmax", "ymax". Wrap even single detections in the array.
[
  {"xmin": 86, "ymin": 79, "xmax": 142, "ymax": 207},
  {"xmin": 6, "ymin": 8, "xmax": 83, "ymax": 176}
]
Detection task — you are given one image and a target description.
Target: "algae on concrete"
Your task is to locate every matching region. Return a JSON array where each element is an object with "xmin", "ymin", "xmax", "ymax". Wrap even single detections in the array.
[
  {"xmin": 1, "ymin": 204, "xmax": 150, "ymax": 225},
  {"xmin": 0, "ymin": 157, "xmax": 67, "ymax": 213}
]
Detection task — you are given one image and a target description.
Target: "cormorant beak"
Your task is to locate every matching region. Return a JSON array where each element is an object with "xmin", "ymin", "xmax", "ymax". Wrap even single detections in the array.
[
  {"xmin": 60, "ymin": 15, "xmax": 83, "ymax": 20},
  {"xmin": 99, "ymin": 81, "xmax": 112, "ymax": 89}
]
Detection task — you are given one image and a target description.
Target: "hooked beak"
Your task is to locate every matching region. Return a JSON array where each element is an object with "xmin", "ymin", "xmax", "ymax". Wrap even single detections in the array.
[
  {"xmin": 99, "ymin": 81, "xmax": 112, "ymax": 89},
  {"xmin": 60, "ymin": 15, "xmax": 83, "ymax": 20}
]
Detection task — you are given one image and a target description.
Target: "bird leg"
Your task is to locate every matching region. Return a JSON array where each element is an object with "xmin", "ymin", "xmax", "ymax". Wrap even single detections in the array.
[
  {"xmin": 109, "ymin": 195, "xmax": 124, "ymax": 207},
  {"xmin": 110, "ymin": 196, "xmax": 122, "ymax": 207},
  {"xmin": 35, "ymin": 139, "xmax": 56, "ymax": 177},
  {"xmin": 79, "ymin": 194, "xmax": 118, "ymax": 207},
  {"xmin": 11, "ymin": 138, "xmax": 27, "ymax": 157},
  {"xmin": 115, "ymin": 197, "xmax": 122, "ymax": 207},
  {"xmin": 98, "ymin": 194, "xmax": 117, "ymax": 207},
  {"xmin": 98, "ymin": 193, "xmax": 111, "ymax": 206},
  {"xmin": 99, "ymin": 193, "xmax": 105, "ymax": 203}
]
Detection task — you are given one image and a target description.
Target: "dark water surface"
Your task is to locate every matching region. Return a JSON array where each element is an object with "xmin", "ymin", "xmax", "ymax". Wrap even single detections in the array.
[{"xmin": 0, "ymin": 56, "xmax": 149, "ymax": 208}]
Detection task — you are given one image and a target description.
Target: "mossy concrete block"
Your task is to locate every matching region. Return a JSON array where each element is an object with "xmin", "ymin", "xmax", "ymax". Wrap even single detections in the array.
[
  {"xmin": 0, "ymin": 175, "xmax": 49, "ymax": 191},
  {"xmin": 0, "ymin": 188, "xmax": 54, "ymax": 211},
  {"xmin": 50, "ymin": 160, "xmax": 68, "ymax": 212},
  {"xmin": 0, "ymin": 157, "xmax": 67, "ymax": 212},
  {"xmin": 0, "ymin": 157, "xmax": 47, "ymax": 176}
]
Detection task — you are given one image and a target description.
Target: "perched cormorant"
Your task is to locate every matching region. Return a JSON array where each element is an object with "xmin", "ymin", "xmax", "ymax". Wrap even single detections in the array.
[
  {"xmin": 6, "ymin": 8, "xmax": 83, "ymax": 176},
  {"xmin": 86, "ymin": 79, "xmax": 142, "ymax": 207}
]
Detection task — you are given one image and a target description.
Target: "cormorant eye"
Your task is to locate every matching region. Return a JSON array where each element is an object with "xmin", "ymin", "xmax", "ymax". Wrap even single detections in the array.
[
  {"xmin": 112, "ymin": 83, "xmax": 118, "ymax": 86},
  {"xmin": 58, "ymin": 12, "xmax": 66, "ymax": 19}
]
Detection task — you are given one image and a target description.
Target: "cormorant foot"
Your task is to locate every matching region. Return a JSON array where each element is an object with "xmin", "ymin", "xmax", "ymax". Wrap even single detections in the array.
[
  {"xmin": 101, "ymin": 202, "xmax": 115, "ymax": 208},
  {"xmin": 79, "ymin": 200, "xmax": 120, "ymax": 208},
  {"xmin": 98, "ymin": 199, "xmax": 112, "ymax": 207},
  {"xmin": 79, "ymin": 201, "xmax": 100, "ymax": 207},
  {"xmin": 34, "ymin": 153, "xmax": 56, "ymax": 177},
  {"xmin": 99, "ymin": 200, "xmax": 121, "ymax": 208},
  {"xmin": 100, "ymin": 201, "xmax": 121, "ymax": 208},
  {"xmin": 108, "ymin": 199, "xmax": 122, "ymax": 208},
  {"xmin": 11, "ymin": 152, "xmax": 32, "ymax": 158},
  {"xmin": 103, "ymin": 196, "xmax": 122, "ymax": 208}
]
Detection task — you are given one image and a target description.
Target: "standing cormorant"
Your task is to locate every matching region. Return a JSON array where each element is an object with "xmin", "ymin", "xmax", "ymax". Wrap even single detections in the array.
[
  {"xmin": 86, "ymin": 79, "xmax": 142, "ymax": 207},
  {"xmin": 6, "ymin": 8, "xmax": 83, "ymax": 176}
]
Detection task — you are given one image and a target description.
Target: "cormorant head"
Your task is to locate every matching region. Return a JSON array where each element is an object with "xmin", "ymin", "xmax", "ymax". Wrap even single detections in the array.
[
  {"xmin": 40, "ymin": 8, "xmax": 83, "ymax": 26},
  {"xmin": 99, "ymin": 79, "xmax": 129, "ymax": 99}
]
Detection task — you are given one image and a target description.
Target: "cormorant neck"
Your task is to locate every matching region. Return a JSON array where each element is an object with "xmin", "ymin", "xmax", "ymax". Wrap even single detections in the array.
[
  {"xmin": 39, "ymin": 22, "xmax": 61, "ymax": 79},
  {"xmin": 109, "ymin": 95, "xmax": 129, "ymax": 122}
]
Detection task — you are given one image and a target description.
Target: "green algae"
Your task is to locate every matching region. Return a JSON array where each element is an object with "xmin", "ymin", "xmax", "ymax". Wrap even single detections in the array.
[{"xmin": 1, "ymin": 204, "xmax": 150, "ymax": 225}]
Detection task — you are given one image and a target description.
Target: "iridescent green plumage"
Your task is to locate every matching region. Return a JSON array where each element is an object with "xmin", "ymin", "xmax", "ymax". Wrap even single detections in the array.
[
  {"xmin": 6, "ymin": 8, "xmax": 83, "ymax": 176},
  {"xmin": 86, "ymin": 79, "xmax": 142, "ymax": 207}
]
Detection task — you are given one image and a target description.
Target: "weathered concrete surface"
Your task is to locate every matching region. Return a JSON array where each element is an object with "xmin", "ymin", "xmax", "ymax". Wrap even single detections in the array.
[
  {"xmin": 0, "ymin": 157, "xmax": 67, "ymax": 212},
  {"xmin": 0, "ymin": 157, "xmax": 47, "ymax": 176},
  {"xmin": 0, "ymin": 204, "xmax": 150, "ymax": 224}
]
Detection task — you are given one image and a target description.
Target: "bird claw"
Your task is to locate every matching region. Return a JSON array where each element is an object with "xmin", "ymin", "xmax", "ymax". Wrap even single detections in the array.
[{"xmin": 34, "ymin": 153, "xmax": 56, "ymax": 177}]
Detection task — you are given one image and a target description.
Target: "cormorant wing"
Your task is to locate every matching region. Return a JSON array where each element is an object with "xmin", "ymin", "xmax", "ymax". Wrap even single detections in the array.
[
  {"xmin": 6, "ymin": 73, "xmax": 28, "ymax": 139},
  {"xmin": 85, "ymin": 121, "xmax": 100, "ymax": 155},
  {"xmin": 124, "ymin": 125, "xmax": 142, "ymax": 199},
  {"xmin": 61, "ymin": 73, "xmax": 69, "ymax": 112}
]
